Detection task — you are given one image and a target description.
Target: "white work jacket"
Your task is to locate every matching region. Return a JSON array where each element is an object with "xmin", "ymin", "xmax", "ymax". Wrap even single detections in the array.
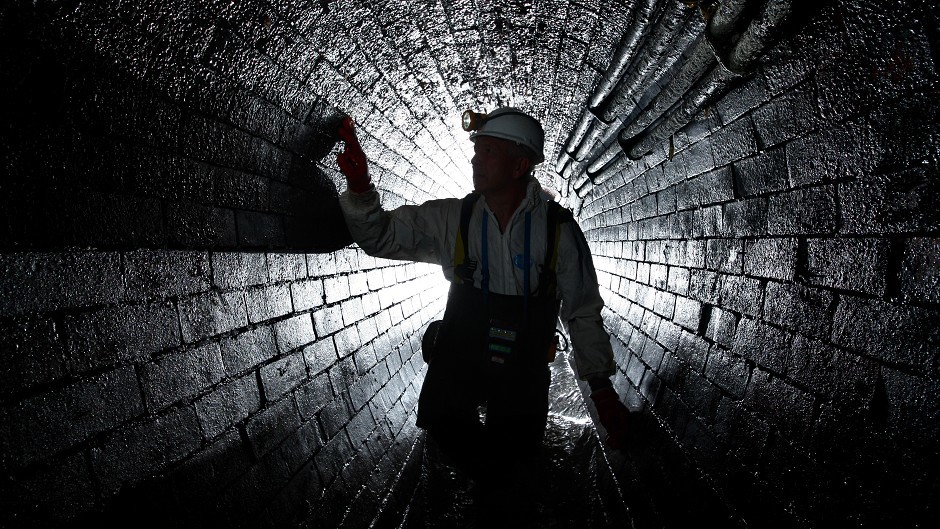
[{"xmin": 338, "ymin": 178, "xmax": 615, "ymax": 382}]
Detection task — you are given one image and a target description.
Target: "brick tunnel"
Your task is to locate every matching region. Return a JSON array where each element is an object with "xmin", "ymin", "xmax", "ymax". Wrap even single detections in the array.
[{"xmin": 1, "ymin": 0, "xmax": 938, "ymax": 528}]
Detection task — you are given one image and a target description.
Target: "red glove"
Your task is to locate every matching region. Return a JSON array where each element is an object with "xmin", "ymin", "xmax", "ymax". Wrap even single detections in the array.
[
  {"xmin": 336, "ymin": 116, "xmax": 371, "ymax": 193},
  {"xmin": 590, "ymin": 387, "xmax": 630, "ymax": 450}
]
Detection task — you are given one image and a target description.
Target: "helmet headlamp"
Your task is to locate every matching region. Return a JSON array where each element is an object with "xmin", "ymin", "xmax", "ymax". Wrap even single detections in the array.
[{"xmin": 461, "ymin": 109, "xmax": 487, "ymax": 131}]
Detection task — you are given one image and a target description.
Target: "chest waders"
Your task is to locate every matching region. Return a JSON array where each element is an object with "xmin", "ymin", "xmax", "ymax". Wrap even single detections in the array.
[{"xmin": 416, "ymin": 193, "xmax": 572, "ymax": 428}]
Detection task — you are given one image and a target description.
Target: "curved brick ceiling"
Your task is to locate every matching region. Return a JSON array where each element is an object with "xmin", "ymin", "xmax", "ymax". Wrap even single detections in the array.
[{"xmin": 44, "ymin": 0, "xmax": 658, "ymax": 201}]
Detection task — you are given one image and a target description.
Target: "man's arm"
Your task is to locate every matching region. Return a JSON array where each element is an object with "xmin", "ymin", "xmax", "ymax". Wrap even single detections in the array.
[
  {"xmin": 335, "ymin": 116, "xmax": 446, "ymax": 265},
  {"xmin": 556, "ymin": 220, "xmax": 631, "ymax": 449}
]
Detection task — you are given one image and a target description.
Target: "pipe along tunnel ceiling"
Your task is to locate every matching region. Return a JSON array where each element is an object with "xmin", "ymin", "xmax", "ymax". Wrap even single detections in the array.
[{"xmin": 1, "ymin": 1, "xmax": 939, "ymax": 528}]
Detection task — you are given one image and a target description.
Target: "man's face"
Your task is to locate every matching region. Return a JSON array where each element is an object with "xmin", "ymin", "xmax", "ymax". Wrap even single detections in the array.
[{"xmin": 471, "ymin": 136, "xmax": 526, "ymax": 195}]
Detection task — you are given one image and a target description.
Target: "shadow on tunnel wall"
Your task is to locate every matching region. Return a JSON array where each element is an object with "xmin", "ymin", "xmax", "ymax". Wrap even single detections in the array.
[{"xmin": 0, "ymin": 4, "xmax": 353, "ymax": 254}]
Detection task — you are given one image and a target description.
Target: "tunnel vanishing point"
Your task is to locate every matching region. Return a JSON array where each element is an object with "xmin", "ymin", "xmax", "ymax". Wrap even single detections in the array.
[{"xmin": 1, "ymin": 1, "xmax": 937, "ymax": 528}]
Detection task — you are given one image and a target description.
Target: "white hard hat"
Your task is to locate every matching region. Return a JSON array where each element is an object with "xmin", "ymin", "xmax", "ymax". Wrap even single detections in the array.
[{"xmin": 467, "ymin": 107, "xmax": 545, "ymax": 164}]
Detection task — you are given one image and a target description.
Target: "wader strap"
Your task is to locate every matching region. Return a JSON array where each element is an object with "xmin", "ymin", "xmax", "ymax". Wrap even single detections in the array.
[
  {"xmin": 545, "ymin": 202, "xmax": 562, "ymax": 272},
  {"xmin": 481, "ymin": 214, "xmax": 489, "ymax": 304},
  {"xmin": 523, "ymin": 211, "xmax": 531, "ymax": 314},
  {"xmin": 455, "ymin": 192, "xmax": 479, "ymax": 284}
]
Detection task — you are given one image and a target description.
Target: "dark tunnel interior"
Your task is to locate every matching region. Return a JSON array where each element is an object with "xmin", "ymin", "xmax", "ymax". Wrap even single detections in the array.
[{"xmin": 1, "ymin": 1, "xmax": 938, "ymax": 528}]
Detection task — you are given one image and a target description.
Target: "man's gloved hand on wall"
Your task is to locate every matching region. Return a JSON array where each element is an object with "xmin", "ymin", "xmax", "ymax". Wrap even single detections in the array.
[
  {"xmin": 590, "ymin": 386, "xmax": 630, "ymax": 450},
  {"xmin": 336, "ymin": 116, "xmax": 372, "ymax": 193}
]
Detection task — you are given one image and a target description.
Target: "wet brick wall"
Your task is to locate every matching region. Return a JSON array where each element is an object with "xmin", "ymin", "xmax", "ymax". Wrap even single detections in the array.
[{"xmin": 1, "ymin": 1, "xmax": 938, "ymax": 528}]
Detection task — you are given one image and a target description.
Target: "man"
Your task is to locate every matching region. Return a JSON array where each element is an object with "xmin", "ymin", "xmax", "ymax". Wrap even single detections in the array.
[{"xmin": 336, "ymin": 107, "xmax": 629, "ymax": 525}]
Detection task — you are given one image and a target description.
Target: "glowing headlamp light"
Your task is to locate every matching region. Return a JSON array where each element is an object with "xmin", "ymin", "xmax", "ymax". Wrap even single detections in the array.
[{"xmin": 461, "ymin": 109, "xmax": 487, "ymax": 131}]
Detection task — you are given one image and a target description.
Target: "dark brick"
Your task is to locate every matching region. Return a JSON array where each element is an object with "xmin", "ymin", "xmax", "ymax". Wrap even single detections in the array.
[
  {"xmin": 689, "ymin": 269, "xmax": 720, "ymax": 305},
  {"xmin": 679, "ymin": 167, "xmax": 734, "ymax": 211},
  {"xmin": 716, "ymin": 72, "xmax": 771, "ymax": 124},
  {"xmin": 806, "ymin": 237, "xmax": 890, "ymax": 296},
  {"xmin": 179, "ymin": 290, "xmax": 248, "ymax": 343},
  {"xmin": 656, "ymin": 187, "xmax": 677, "ymax": 216},
  {"xmin": 785, "ymin": 119, "xmax": 878, "ymax": 188},
  {"xmin": 678, "ymin": 366, "xmax": 723, "ymax": 422},
  {"xmin": 297, "ymin": 372, "xmax": 335, "ymax": 419},
  {"xmin": 318, "ymin": 388, "xmax": 354, "ymax": 443},
  {"xmin": 682, "ymin": 137, "xmax": 718, "ymax": 176},
  {"xmin": 640, "ymin": 335, "xmax": 666, "ymax": 371},
  {"xmin": 880, "ymin": 366, "xmax": 939, "ymax": 447},
  {"xmin": 676, "ymin": 329, "xmax": 709, "ymax": 373},
  {"xmin": 832, "ymin": 296, "xmax": 939, "ymax": 374},
  {"xmin": 733, "ymin": 318, "xmax": 791, "ymax": 375},
  {"xmin": 744, "ymin": 237, "xmax": 797, "ymax": 281},
  {"xmin": 0, "ymin": 316, "xmax": 67, "ymax": 396},
  {"xmin": 0, "ymin": 366, "xmax": 143, "ymax": 466},
  {"xmin": 91, "ymin": 405, "xmax": 202, "ymax": 496},
  {"xmin": 171, "ymin": 429, "xmax": 252, "ymax": 506},
  {"xmin": 195, "ymin": 374, "xmax": 261, "ymax": 439},
  {"xmin": 7, "ymin": 451, "xmax": 96, "ymax": 525},
  {"xmin": 256, "ymin": 435, "xmax": 322, "ymax": 527},
  {"xmin": 673, "ymin": 296, "xmax": 702, "ymax": 331},
  {"xmin": 166, "ymin": 201, "xmax": 238, "ymax": 248},
  {"xmin": 732, "ymin": 147, "xmax": 789, "ymax": 198},
  {"xmin": 789, "ymin": 335, "xmax": 878, "ymax": 400},
  {"xmin": 123, "ymin": 250, "xmax": 212, "ymax": 302},
  {"xmin": 719, "ymin": 275, "xmax": 763, "ymax": 317},
  {"xmin": 220, "ymin": 325, "xmax": 278, "ymax": 376},
  {"xmin": 751, "ymin": 84, "xmax": 821, "ymax": 149},
  {"xmin": 0, "ymin": 252, "xmax": 124, "ymax": 316},
  {"xmin": 711, "ymin": 115, "xmax": 758, "ymax": 167},
  {"xmin": 213, "ymin": 446, "xmax": 287, "ymax": 526},
  {"xmin": 140, "ymin": 342, "xmax": 225, "ymax": 411},
  {"xmin": 763, "ymin": 281, "xmax": 833, "ymax": 340},
  {"xmin": 705, "ymin": 305, "xmax": 737, "ymax": 349},
  {"xmin": 65, "ymin": 301, "xmax": 180, "ymax": 373},
  {"xmin": 208, "ymin": 162, "xmax": 270, "ymax": 212},
  {"xmin": 236, "ymin": 209, "xmax": 286, "ymax": 248},
  {"xmin": 723, "ymin": 197, "xmax": 768, "ymax": 238},
  {"xmin": 768, "ymin": 187, "xmax": 837, "ymax": 236},
  {"xmin": 714, "ymin": 401, "xmax": 770, "ymax": 469},
  {"xmin": 43, "ymin": 190, "xmax": 165, "ymax": 248},
  {"xmin": 899, "ymin": 237, "xmax": 939, "ymax": 305},
  {"xmin": 260, "ymin": 351, "xmax": 308, "ymax": 401},
  {"xmin": 840, "ymin": 167, "xmax": 940, "ymax": 235},
  {"xmin": 345, "ymin": 406, "xmax": 378, "ymax": 449},
  {"xmin": 245, "ymin": 396, "xmax": 301, "ymax": 459},
  {"xmin": 706, "ymin": 238, "xmax": 744, "ymax": 274},
  {"xmin": 744, "ymin": 369, "xmax": 814, "ymax": 441}
]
